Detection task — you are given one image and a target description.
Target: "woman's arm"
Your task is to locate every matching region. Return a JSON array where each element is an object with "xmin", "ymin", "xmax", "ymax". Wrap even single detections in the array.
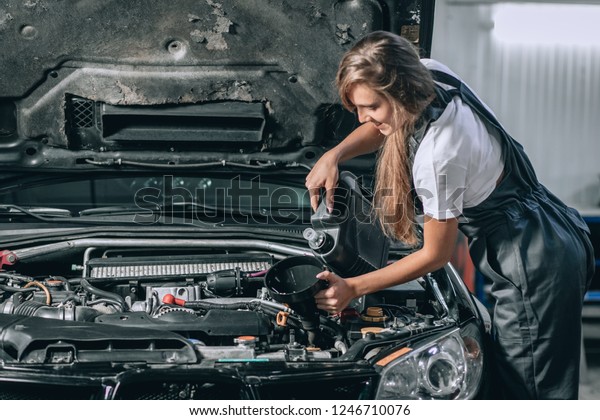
[
  {"xmin": 306, "ymin": 122, "xmax": 385, "ymax": 212},
  {"xmin": 328, "ymin": 121, "xmax": 386, "ymax": 162},
  {"xmin": 315, "ymin": 216, "xmax": 459, "ymax": 313}
]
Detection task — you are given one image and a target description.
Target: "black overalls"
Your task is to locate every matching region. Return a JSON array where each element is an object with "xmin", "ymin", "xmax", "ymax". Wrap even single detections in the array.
[{"xmin": 426, "ymin": 70, "xmax": 595, "ymax": 399}]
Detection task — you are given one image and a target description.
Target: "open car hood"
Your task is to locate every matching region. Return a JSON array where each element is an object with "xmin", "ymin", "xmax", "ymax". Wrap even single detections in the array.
[{"xmin": 0, "ymin": 0, "xmax": 433, "ymax": 171}]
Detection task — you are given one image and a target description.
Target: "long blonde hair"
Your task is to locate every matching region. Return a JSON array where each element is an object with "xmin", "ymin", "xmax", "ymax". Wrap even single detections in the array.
[{"xmin": 336, "ymin": 31, "xmax": 435, "ymax": 245}]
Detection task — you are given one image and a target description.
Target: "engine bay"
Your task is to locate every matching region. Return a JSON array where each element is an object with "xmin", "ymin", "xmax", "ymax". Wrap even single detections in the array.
[{"xmin": 0, "ymin": 245, "xmax": 454, "ymax": 364}]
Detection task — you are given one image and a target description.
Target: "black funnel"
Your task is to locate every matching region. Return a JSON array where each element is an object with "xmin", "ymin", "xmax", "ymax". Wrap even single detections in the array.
[{"xmin": 264, "ymin": 256, "xmax": 327, "ymax": 339}]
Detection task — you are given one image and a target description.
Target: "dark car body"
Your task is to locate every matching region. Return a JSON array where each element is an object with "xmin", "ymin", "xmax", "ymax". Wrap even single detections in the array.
[{"xmin": 0, "ymin": 0, "xmax": 491, "ymax": 399}]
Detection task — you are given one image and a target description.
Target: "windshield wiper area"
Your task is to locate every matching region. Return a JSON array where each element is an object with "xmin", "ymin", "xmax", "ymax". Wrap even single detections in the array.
[
  {"xmin": 0, "ymin": 205, "xmax": 72, "ymax": 218},
  {"xmin": 81, "ymin": 203, "xmax": 251, "ymax": 226},
  {"xmin": 84, "ymin": 158, "xmax": 312, "ymax": 171},
  {"xmin": 80, "ymin": 202, "xmax": 309, "ymax": 226},
  {"xmin": 0, "ymin": 204, "xmax": 178, "ymax": 226},
  {"xmin": 0, "ymin": 202, "xmax": 307, "ymax": 226},
  {"xmin": 78, "ymin": 203, "xmax": 217, "ymax": 223},
  {"xmin": 79, "ymin": 205, "xmax": 159, "ymax": 217}
]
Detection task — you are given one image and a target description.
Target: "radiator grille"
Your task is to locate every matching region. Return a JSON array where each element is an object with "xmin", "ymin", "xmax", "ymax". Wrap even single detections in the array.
[
  {"xmin": 0, "ymin": 382, "xmax": 99, "ymax": 399},
  {"xmin": 116, "ymin": 381, "xmax": 245, "ymax": 400},
  {"xmin": 259, "ymin": 377, "xmax": 372, "ymax": 399}
]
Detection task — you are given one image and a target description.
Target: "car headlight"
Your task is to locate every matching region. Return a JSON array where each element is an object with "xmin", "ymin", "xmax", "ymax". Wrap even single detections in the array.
[{"xmin": 375, "ymin": 325, "xmax": 484, "ymax": 399}]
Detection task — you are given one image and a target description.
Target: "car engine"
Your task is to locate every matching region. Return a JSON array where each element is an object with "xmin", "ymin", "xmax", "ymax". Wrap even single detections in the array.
[{"xmin": 0, "ymin": 246, "xmax": 449, "ymax": 363}]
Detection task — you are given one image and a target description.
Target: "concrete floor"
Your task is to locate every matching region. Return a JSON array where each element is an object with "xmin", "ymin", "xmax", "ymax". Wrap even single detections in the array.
[{"xmin": 579, "ymin": 347, "xmax": 600, "ymax": 399}]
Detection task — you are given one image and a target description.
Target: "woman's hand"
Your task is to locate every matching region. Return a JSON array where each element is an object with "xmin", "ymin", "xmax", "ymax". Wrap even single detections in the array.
[
  {"xmin": 305, "ymin": 124, "xmax": 385, "ymax": 212},
  {"xmin": 305, "ymin": 151, "xmax": 340, "ymax": 213},
  {"xmin": 314, "ymin": 270, "xmax": 357, "ymax": 313}
]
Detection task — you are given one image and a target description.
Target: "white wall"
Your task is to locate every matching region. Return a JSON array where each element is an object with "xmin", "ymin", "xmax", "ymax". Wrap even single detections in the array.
[{"xmin": 431, "ymin": 0, "xmax": 600, "ymax": 210}]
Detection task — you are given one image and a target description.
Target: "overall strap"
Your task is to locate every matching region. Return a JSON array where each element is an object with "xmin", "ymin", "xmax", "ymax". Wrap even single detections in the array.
[
  {"xmin": 409, "ymin": 85, "xmax": 452, "ymax": 217},
  {"xmin": 429, "ymin": 70, "xmax": 507, "ymax": 136}
]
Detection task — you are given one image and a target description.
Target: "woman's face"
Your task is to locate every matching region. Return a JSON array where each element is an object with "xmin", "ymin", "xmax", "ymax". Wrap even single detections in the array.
[{"xmin": 348, "ymin": 84, "xmax": 396, "ymax": 136}]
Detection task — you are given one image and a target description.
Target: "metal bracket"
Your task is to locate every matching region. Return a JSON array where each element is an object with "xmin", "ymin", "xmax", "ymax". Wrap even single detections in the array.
[{"xmin": 0, "ymin": 250, "xmax": 17, "ymax": 270}]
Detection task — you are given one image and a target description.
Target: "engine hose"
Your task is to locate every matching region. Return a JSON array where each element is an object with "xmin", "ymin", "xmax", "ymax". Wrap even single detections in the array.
[
  {"xmin": 0, "ymin": 273, "xmax": 34, "ymax": 282},
  {"xmin": 338, "ymin": 331, "xmax": 412, "ymax": 362},
  {"xmin": 13, "ymin": 300, "xmax": 45, "ymax": 317},
  {"xmin": 166, "ymin": 296, "xmax": 288, "ymax": 315},
  {"xmin": 11, "ymin": 301, "xmax": 100, "ymax": 321},
  {"xmin": 0, "ymin": 284, "xmax": 38, "ymax": 293},
  {"xmin": 182, "ymin": 300, "xmax": 260, "ymax": 311},
  {"xmin": 320, "ymin": 316, "xmax": 346, "ymax": 340},
  {"xmin": 24, "ymin": 281, "xmax": 51, "ymax": 305},
  {"xmin": 255, "ymin": 299, "xmax": 295, "ymax": 314},
  {"xmin": 87, "ymin": 298, "xmax": 124, "ymax": 307},
  {"xmin": 307, "ymin": 330, "xmax": 317, "ymax": 346},
  {"xmin": 80, "ymin": 279, "xmax": 126, "ymax": 311},
  {"xmin": 334, "ymin": 340, "xmax": 348, "ymax": 355}
]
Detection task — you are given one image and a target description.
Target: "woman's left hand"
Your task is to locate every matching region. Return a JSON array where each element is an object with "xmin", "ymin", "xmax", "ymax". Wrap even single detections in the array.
[{"xmin": 314, "ymin": 271, "xmax": 356, "ymax": 314}]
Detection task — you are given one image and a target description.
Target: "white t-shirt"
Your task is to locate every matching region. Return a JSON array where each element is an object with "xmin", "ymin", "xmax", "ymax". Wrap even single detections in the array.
[{"xmin": 412, "ymin": 59, "xmax": 504, "ymax": 220}]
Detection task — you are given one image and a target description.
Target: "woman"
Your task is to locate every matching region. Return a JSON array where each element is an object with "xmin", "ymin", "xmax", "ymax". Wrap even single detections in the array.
[{"xmin": 306, "ymin": 31, "xmax": 594, "ymax": 399}]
